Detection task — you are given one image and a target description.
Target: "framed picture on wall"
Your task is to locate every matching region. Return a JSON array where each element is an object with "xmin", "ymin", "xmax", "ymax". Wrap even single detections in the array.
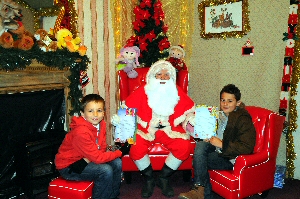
[{"xmin": 198, "ymin": 0, "xmax": 250, "ymax": 39}]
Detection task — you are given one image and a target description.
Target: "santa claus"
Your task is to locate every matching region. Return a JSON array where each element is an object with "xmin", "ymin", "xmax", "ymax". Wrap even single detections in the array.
[{"xmin": 113, "ymin": 60, "xmax": 195, "ymax": 198}]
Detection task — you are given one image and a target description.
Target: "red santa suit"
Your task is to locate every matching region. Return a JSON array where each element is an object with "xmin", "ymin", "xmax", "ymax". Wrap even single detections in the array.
[{"xmin": 125, "ymin": 83, "xmax": 195, "ymax": 162}]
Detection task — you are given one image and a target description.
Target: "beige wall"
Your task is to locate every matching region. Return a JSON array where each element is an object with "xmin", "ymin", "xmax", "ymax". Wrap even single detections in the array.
[{"xmin": 189, "ymin": 0, "xmax": 288, "ymax": 112}]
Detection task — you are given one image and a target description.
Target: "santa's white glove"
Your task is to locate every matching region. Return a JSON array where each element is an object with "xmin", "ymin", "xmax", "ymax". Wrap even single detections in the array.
[
  {"xmin": 120, "ymin": 101, "xmax": 128, "ymax": 109},
  {"xmin": 188, "ymin": 115, "xmax": 196, "ymax": 126},
  {"xmin": 185, "ymin": 115, "xmax": 195, "ymax": 134},
  {"xmin": 111, "ymin": 114, "xmax": 121, "ymax": 126}
]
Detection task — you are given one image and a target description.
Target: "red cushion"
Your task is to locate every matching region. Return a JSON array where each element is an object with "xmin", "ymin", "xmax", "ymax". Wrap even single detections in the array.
[{"xmin": 48, "ymin": 177, "xmax": 94, "ymax": 199}]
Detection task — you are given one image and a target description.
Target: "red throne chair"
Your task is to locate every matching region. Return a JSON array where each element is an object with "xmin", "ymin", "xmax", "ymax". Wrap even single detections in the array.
[
  {"xmin": 209, "ymin": 106, "xmax": 285, "ymax": 199},
  {"xmin": 117, "ymin": 67, "xmax": 194, "ymax": 183}
]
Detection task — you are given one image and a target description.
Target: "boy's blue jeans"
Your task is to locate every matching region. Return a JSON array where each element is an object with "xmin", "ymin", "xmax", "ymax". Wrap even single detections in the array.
[
  {"xmin": 59, "ymin": 158, "xmax": 122, "ymax": 199},
  {"xmin": 193, "ymin": 141, "xmax": 233, "ymax": 199}
]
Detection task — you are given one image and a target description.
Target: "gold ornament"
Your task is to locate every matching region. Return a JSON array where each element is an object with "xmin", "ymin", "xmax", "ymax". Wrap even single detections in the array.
[
  {"xmin": 285, "ymin": 3, "xmax": 300, "ymax": 179},
  {"xmin": 54, "ymin": 6, "xmax": 66, "ymax": 36}
]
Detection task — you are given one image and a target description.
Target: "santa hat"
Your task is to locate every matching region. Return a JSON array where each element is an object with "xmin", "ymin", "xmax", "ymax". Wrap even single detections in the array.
[
  {"xmin": 146, "ymin": 60, "xmax": 176, "ymax": 84},
  {"xmin": 169, "ymin": 45, "xmax": 185, "ymax": 57}
]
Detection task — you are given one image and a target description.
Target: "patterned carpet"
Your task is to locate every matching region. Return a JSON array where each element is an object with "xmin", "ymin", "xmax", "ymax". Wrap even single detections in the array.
[{"xmin": 10, "ymin": 171, "xmax": 300, "ymax": 199}]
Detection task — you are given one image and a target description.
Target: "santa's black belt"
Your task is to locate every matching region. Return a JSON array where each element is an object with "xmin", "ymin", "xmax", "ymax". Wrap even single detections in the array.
[{"xmin": 156, "ymin": 124, "xmax": 166, "ymax": 129}]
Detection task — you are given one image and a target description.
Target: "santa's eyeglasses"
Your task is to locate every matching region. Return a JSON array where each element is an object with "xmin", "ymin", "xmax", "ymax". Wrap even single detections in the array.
[{"xmin": 155, "ymin": 72, "xmax": 170, "ymax": 80}]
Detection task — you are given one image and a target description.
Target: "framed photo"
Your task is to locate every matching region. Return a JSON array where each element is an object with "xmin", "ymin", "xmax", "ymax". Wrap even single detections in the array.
[{"xmin": 198, "ymin": 0, "xmax": 250, "ymax": 39}]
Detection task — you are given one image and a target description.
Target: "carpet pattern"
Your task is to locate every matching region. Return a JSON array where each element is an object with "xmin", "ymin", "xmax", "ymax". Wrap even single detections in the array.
[{"xmin": 14, "ymin": 170, "xmax": 300, "ymax": 199}]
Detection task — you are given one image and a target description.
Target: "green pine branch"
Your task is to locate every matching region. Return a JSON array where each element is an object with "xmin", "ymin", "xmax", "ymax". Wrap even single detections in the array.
[{"xmin": 0, "ymin": 44, "xmax": 90, "ymax": 115}]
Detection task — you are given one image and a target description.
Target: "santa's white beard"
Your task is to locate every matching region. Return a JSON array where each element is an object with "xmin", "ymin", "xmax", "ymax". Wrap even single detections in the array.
[{"xmin": 145, "ymin": 78, "xmax": 179, "ymax": 116}]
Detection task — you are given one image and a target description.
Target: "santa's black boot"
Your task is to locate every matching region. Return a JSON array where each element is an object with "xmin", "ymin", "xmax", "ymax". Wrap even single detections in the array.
[
  {"xmin": 157, "ymin": 164, "xmax": 176, "ymax": 197},
  {"xmin": 140, "ymin": 165, "xmax": 155, "ymax": 198}
]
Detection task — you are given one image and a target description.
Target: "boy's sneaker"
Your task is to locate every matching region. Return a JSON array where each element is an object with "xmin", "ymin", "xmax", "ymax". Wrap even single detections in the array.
[{"xmin": 178, "ymin": 184, "xmax": 204, "ymax": 199}]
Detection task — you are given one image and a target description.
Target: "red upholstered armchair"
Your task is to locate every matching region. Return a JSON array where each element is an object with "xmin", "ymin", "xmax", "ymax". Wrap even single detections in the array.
[
  {"xmin": 209, "ymin": 106, "xmax": 285, "ymax": 199},
  {"xmin": 117, "ymin": 67, "xmax": 194, "ymax": 183}
]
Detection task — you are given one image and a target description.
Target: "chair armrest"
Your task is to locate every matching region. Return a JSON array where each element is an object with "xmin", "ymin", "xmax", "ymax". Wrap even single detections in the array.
[
  {"xmin": 177, "ymin": 70, "xmax": 188, "ymax": 94},
  {"xmin": 233, "ymin": 151, "xmax": 269, "ymax": 176},
  {"xmin": 118, "ymin": 70, "xmax": 129, "ymax": 101}
]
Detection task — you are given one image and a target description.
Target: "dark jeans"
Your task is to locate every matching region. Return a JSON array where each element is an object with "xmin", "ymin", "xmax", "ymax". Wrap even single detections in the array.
[
  {"xmin": 193, "ymin": 141, "xmax": 233, "ymax": 199},
  {"xmin": 59, "ymin": 158, "xmax": 122, "ymax": 199}
]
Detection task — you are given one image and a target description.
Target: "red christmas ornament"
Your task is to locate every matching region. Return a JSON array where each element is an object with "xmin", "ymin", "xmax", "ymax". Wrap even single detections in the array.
[
  {"xmin": 155, "ymin": 19, "xmax": 161, "ymax": 26},
  {"xmin": 162, "ymin": 25, "xmax": 168, "ymax": 33},
  {"xmin": 133, "ymin": 6, "xmax": 142, "ymax": 15},
  {"xmin": 133, "ymin": 21, "xmax": 141, "ymax": 31},
  {"xmin": 158, "ymin": 37, "xmax": 170, "ymax": 51},
  {"xmin": 154, "ymin": 0, "xmax": 162, "ymax": 8},
  {"xmin": 139, "ymin": 2, "xmax": 146, "ymax": 8},
  {"xmin": 143, "ymin": 0, "xmax": 152, "ymax": 7},
  {"xmin": 145, "ymin": 30, "xmax": 156, "ymax": 42},
  {"xmin": 140, "ymin": 0, "xmax": 152, "ymax": 8},
  {"xmin": 139, "ymin": 41, "xmax": 148, "ymax": 51},
  {"xmin": 126, "ymin": 36, "xmax": 137, "ymax": 47},
  {"xmin": 140, "ymin": 10, "xmax": 151, "ymax": 20}
]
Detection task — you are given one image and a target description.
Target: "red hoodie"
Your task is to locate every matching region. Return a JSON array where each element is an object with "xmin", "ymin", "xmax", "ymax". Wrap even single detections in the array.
[{"xmin": 55, "ymin": 116, "xmax": 122, "ymax": 170}]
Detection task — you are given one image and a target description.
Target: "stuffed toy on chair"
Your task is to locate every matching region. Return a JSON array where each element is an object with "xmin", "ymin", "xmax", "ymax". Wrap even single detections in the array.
[
  {"xmin": 166, "ymin": 45, "xmax": 187, "ymax": 73},
  {"xmin": 115, "ymin": 46, "xmax": 140, "ymax": 78}
]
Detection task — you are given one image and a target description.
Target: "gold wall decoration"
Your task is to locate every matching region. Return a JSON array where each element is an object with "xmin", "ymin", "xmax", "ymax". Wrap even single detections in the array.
[
  {"xmin": 198, "ymin": 0, "xmax": 250, "ymax": 39},
  {"xmin": 53, "ymin": 6, "xmax": 66, "ymax": 36},
  {"xmin": 17, "ymin": 0, "xmax": 78, "ymax": 37},
  {"xmin": 110, "ymin": 0, "xmax": 136, "ymax": 57}
]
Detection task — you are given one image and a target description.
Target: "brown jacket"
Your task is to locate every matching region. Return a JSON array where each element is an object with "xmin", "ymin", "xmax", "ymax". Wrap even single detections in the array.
[{"xmin": 220, "ymin": 107, "xmax": 256, "ymax": 159}]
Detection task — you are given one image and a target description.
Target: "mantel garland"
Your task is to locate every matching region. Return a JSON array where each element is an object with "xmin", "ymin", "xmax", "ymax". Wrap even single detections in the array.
[{"xmin": 0, "ymin": 44, "xmax": 90, "ymax": 116}]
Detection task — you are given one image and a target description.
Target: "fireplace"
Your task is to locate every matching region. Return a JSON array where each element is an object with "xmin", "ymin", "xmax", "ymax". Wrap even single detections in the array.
[{"xmin": 0, "ymin": 63, "xmax": 70, "ymax": 199}]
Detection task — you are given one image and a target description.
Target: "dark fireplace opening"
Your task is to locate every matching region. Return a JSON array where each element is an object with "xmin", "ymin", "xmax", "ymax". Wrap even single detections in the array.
[{"xmin": 0, "ymin": 89, "xmax": 67, "ymax": 199}]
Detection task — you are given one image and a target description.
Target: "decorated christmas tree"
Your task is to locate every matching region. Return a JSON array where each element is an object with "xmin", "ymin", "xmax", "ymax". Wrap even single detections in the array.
[{"xmin": 125, "ymin": 0, "xmax": 170, "ymax": 67}]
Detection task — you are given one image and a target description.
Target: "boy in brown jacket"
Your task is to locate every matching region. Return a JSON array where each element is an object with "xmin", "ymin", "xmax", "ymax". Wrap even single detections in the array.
[{"xmin": 179, "ymin": 84, "xmax": 256, "ymax": 199}]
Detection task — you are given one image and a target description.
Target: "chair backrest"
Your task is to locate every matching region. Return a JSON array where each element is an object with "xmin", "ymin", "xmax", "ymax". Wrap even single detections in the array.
[
  {"xmin": 245, "ymin": 106, "xmax": 285, "ymax": 158},
  {"xmin": 118, "ymin": 67, "xmax": 189, "ymax": 101}
]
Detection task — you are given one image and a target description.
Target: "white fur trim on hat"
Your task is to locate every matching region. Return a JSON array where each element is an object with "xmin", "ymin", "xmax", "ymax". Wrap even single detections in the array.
[
  {"xmin": 169, "ymin": 45, "xmax": 185, "ymax": 57},
  {"xmin": 146, "ymin": 60, "xmax": 176, "ymax": 84}
]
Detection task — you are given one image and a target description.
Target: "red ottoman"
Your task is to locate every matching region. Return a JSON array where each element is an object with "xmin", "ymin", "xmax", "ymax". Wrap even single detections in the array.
[{"xmin": 48, "ymin": 176, "xmax": 94, "ymax": 199}]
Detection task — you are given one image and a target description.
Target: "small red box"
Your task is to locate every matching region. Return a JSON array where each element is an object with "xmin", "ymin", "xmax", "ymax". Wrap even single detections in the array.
[{"xmin": 48, "ymin": 177, "xmax": 94, "ymax": 199}]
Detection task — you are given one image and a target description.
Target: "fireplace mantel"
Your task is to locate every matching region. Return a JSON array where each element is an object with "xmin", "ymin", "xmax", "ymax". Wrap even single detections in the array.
[
  {"xmin": 0, "ymin": 61, "xmax": 70, "ymax": 94},
  {"xmin": 0, "ymin": 60, "xmax": 71, "ymax": 124}
]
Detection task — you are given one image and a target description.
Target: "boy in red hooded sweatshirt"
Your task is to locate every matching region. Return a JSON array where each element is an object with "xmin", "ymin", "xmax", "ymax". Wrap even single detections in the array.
[{"xmin": 55, "ymin": 94, "xmax": 130, "ymax": 199}]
